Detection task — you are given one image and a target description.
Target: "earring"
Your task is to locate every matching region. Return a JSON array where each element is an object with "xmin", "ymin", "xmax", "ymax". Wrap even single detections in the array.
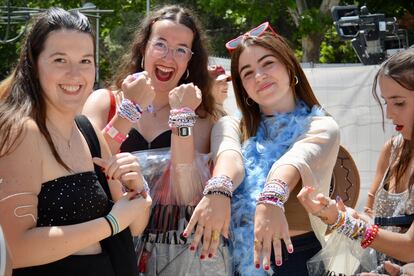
[
  {"xmin": 245, "ymin": 97, "xmax": 254, "ymax": 107},
  {"xmin": 185, "ymin": 69, "xmax": 189, "ymax": 80},
  {"xmin": 141, "ymin": 57, "xmax": 144, "ymax": 69},
  {"xmin": 294, "ymin": 75, "xmax": 299, "ymax": 85}
]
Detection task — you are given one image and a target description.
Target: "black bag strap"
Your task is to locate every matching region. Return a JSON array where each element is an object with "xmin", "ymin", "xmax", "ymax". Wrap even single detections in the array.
[{"xmin": 75, "ymin": 115, "xmax": 111, "ymax": 198}]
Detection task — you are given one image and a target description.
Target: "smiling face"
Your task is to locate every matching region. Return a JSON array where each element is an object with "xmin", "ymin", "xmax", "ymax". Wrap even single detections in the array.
[
  {"xmin": 238, "ymin": 45, "xmax": 295, "ymax": 115},
  {"xmin": 212, "ymin": 79, "xmax": 229, "ymax": 105},
  {"xmin": 144, "ymin": 20, "xmax": 194, "ymax": 95},
  {"xmin": 37, "ymin": 29, "xmax": 95, "ymax": 115},
  {"xmin": 380, "ymin": 74, "xmax": 414, "ymax": 140}
]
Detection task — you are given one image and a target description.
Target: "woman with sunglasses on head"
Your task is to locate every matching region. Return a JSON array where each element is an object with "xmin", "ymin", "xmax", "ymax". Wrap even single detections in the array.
[
  {"xmin": 83, "ymin": 5, "xmax": 231, "ymax": 275},
  {"xmin": 298, "ymin": 47, "xmax": 414, "ymax": 275},
  {"xmin": 213, "ymin": 22, "xmax": 340, "ymax": 275},
  {"xmin": 0, "ymin": 8, "xmax": 151, "ymax": 275}
]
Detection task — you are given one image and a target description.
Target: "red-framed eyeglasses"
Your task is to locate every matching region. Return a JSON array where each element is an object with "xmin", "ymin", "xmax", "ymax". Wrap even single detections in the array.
[{"xmin": 225, "ymin": 22, "xmax": 277, "ymax": 53}]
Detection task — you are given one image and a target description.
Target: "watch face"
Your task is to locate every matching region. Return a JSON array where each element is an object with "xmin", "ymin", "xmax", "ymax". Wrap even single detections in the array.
[{"xmin": 178, "ymin": 126, "xmax": 190, "ymax": 137}]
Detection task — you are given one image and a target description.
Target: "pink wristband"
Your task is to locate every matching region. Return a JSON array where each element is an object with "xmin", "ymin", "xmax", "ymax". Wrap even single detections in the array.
[{"xmin": 104, "ymin": 122, "xmax": 128, "ymax": 144}]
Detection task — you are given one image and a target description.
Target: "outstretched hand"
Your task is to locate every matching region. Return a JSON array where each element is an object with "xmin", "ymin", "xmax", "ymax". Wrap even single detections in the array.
[{"xmin": 183, "ymin": 195, "xmax": 230, "ymax": 259}]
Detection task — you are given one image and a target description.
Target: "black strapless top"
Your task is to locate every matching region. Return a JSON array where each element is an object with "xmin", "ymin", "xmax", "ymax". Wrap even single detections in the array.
[
  {"xmin": 37, "ymin": 171, "xmax": 110, "ymax": 227},
  {"xmin": 120, "ymin": 129, "xmax": 171, "ymax": 152}
]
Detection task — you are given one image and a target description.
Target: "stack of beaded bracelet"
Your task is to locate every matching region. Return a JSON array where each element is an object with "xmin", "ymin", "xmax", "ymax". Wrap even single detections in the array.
[
  {"xmin": 118, "ymin": 98, "xmax": 143, "ymax": 123},
  {"xmin": 104, "ymin": 213, "xmax": 120, "ymax": 236},
  {"xmin": 361, "ymin": 224, "xmax": 379, "ymax": 248},
  {"xmin": 203, "ymin": 175, "xmax": 233, "ymax": 199},
  {"xmin": 328, "ymin": 210, "xmax": 379, "ymax": 247},
  {"xmin": 256, "ymin": 178, "xmax": 289, "ymax": 211},
  {"xmin": 168, "ymin": 107, "xmax": 197, "ymax": 128}
]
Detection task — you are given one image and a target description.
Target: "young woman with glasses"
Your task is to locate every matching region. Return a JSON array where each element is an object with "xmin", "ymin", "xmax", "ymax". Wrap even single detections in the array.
[
  {"xmin": 206, "ymin": 22, "xmax": 340, "ymax": 275},
  {"xmin": 82, "ymin": 5, "xmax": 231, "ymax": 275}
]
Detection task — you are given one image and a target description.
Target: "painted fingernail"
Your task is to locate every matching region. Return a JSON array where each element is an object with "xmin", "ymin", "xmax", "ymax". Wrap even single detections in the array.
[
  {"xmin": 255, "ymin": 264, "xmax": 260, "ymax": 269},
  {"xmin": 200, "ymin": 255, "xmax": 205, "ymax": 260},
  {"xmin": 336, "ymin": 195, "xmax": 342, "ymax": 202},
  {"xmin": 190, "ymin": 246, "xmax": 195, "ymax": 251},
  {"xmin": 182, "ymin": 232, "xmax": 188, "ymax": 238},
  {"xmin": 288, "ymin": 247, "xmax": 294, "ymax": 253},
  {"xmin": 208, "ymin": 253, "xmax": 213, "ymax": 258},
  {"xmin": 276, "ymin": 260, "xmax": 282, "ymax": 266},
  {"xmin": 106, "ymin": 175, "xmax": 110, "ymax": 180},
  {"xmin": 264, "ymin": 265, "xmax": 270, "ymax": 271}
]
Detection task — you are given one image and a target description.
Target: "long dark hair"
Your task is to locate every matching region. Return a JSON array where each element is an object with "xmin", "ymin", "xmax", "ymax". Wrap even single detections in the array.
[
  {"xmin": 112, "ymin": 5, "xmax": 216, "ymax": 118},
  {"xmin": 372, "ymin": 48, "xmax": 414, "ymax": 189},
  {"xmin": 0, "ymin": 8, "xmax": 95, "ymax": 170},
  {"xmin": 230, "ymin": 31, "xmax": 321, "ymax": 141}
]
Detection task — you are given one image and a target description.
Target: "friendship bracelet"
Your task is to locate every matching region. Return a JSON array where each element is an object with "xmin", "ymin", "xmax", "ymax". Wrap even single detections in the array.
[
  {"xmin": 103, "ymin": 216, "xmax": 114, "ymax": 236},
  {"xmin": 118, "ymin": 98, "xmax": 142, "ymax": 123},
  {"xmin": 361, "ymin": 224, "xmax": 379, "ymax": 248},
  {"xmin": 203, "ymin": 175, "xmax": 233, "ymax": 198},
  {"xmin": 105, "ymin": 213, "xmax": 120, "ymax": 236}
]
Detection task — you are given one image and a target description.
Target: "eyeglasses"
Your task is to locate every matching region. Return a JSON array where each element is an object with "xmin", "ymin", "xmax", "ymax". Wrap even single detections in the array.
[
  {"xmin": 149, "ymin": 39, "xmax": 193, "ymax": 62},
  {"xmin": 225, "ymin": 22, "xmax": 277, "ymax": 53}
]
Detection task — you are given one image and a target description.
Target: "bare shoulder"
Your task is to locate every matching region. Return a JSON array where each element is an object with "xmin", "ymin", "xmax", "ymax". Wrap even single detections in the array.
[
  {"xmin": 0, "ymin": 118, "xmax": 43, "ymax": 194},
  {"xmin": 82, "ymin": 88, "xmax": 112, "ymax": 129}
]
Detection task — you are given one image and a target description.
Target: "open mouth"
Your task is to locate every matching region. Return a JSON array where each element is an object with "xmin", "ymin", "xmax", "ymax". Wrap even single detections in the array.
[{"xmin": 155, "ymin": 65, "xmax": 174, "ymax": 82}]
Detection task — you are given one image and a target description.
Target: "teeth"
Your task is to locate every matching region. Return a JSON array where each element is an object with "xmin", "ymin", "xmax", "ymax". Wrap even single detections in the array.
[
  {"xmin": 60, "ymin": 84, "xmax": 80, "ymax": 92},
  {"xmin": 156, "ymin": 66, "xmax": 173, "ymax": 73}
]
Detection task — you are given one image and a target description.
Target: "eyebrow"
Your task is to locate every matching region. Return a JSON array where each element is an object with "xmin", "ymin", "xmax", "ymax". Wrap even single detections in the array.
[
  {"xmin": 381, "ymin": 95, "xmax": 405, "ymax": 100},
  {"xmin": 239, "ymin": 54, "xmax": 274, "ymax": 75},
  {"xmin": 48, "ymin": 52, "xmax": 94, "ymax": 58},
  {"xmin": 153, "ymin": 37, "xmax": 191, "ymax": 48}
]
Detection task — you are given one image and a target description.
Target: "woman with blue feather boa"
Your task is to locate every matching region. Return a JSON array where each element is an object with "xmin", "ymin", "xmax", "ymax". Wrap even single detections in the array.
[{"xmin": 208, "ymin": 23, "xmax": 341, "ymax": 275}]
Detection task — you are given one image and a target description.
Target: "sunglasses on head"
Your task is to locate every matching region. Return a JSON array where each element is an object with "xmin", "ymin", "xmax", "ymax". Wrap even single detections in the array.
[{"xmin": 225, "ymin": 22, "xmax": 277, "ymax": 53}]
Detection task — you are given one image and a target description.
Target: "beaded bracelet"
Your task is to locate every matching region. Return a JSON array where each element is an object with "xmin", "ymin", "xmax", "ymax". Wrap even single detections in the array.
[
  {"xmin": 168, "ymin": 107, "xmax": 197, "ymax": 128},
  {"xmin": 203, "ymin": 175, "xmax": 233, "ymax": 198},
  {"xmin": 105, "ymin": 213, "xmax": 120, "ymax": 236},
  {"xmin": 118, "ymin": 98, "xmax": 142, "ymax": 123},
  {"xmin": 361, "ymin": 224, "xmax": 379, "ymax": 248},
  {"xmin": 256, "ymin": 178, "xmax": 289, "ymax": 211}
]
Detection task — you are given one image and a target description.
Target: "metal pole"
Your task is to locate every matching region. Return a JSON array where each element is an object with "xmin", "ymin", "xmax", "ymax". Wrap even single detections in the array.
[
  {"xmin": 146, "ymin": 0, "xmax": 150, "ymax": 14},
  {"xmin": 95, "ymin": 13, "xmax": 100, "ymax": 87}
]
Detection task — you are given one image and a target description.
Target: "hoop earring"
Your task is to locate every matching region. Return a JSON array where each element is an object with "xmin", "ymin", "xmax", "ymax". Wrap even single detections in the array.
[
  {"xmin": 185, "ymin": 69, "xmax": 189, "ymax": 80},
  {"xmin": 294, "ymin": 75, "xmax": 299, "ymax": 85},
  {"xmin": 141, "ymin": 57, "xmax": 144, "ymax": 69},
  {"xmin": 245, "ymin": 97, "xmax": 254, "ymax": 107}
]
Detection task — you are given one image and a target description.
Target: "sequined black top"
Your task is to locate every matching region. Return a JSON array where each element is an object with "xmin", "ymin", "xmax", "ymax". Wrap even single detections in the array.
[{"xmin": 37, "ymin": 171, "xmax": 110, "ymax": 227}]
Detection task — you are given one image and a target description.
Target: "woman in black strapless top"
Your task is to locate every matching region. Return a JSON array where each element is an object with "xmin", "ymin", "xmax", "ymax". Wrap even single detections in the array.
[{"xmin": 0, "ymin": 8, "xmax": 151, "ymax": 276}]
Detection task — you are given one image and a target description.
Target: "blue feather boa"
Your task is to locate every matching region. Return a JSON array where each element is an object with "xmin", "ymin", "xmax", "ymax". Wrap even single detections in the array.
[{"xmin": 231, "ymin": 101, "xmax": 324, "ymax": 275}]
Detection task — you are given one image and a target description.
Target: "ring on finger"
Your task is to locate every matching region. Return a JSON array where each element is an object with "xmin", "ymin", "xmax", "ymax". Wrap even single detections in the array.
[
  {"xmin": 211, "ymin": 230, "xmax": 220, "ymax": 242},
  {"xmin": 254, "ymin": 239, "xmax": 262, "ymax": 247}
]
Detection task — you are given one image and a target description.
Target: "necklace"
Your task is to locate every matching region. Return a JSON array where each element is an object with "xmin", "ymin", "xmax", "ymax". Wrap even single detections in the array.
[
  {"xmin": 47, "ymin": 120, "xmax": 76, "ymax": 150},
  {"xmin": 148, "ymin": 104, "xmax": 170, "ymax": 117}
]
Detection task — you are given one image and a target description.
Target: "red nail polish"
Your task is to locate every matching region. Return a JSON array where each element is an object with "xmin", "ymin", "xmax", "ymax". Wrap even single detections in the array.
[
  {"xmin": 106, "ymin": 175, "xmax": 109, "ymax": 180},
  {"xmin": 264, "ymin": 265, "xmax": 269, "ymax": 271},
  {"xmin": 276, "ymin": 260, "xmax": 282, "ymax": 266},
  {"xmin": 190, "ymin": 246, "xmax": 195, "ymax": 251},
  {"xmin": 288, "ymin": 248, "xmax": 294, "ymax": 253},
  {"xmin": 200, "ymin": 255, "xmax": 205, "ymax": 260},
  {"xmin": 183, "ymin": 232, "xmax": 188, "ymax": 238},
  {"xmin": 255, "ymin": 264, "xmax": 260, "ymax": 269},
  {"xmin": 208, "ymin": 253, "xmax": 213, "ymax": 258}
]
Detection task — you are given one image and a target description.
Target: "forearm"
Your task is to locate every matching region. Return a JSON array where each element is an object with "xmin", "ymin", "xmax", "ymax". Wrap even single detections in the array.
[
  {"xmin": 370, "ymin": 224, "xmax": 414, "ymax": 262},
  {"xmin": 129, "ymin": 198, "xmax": 152, "ymax": 236},
  {"xmin": 267, "ymin": 164, "xmax": 301, "ymax": 193},
  {"xmin": 11, "ymin": 217, "xmax": 111, "ymax": 268},
  {"xmin": 213, "ymin": 150, "xmax": 244, "ymax": 190}
]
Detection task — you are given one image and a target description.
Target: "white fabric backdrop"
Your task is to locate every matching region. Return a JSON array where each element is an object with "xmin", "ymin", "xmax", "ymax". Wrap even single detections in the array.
[{"xmin": 210, "ymin": 57, "xmax": 395, "ymax": 211}]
